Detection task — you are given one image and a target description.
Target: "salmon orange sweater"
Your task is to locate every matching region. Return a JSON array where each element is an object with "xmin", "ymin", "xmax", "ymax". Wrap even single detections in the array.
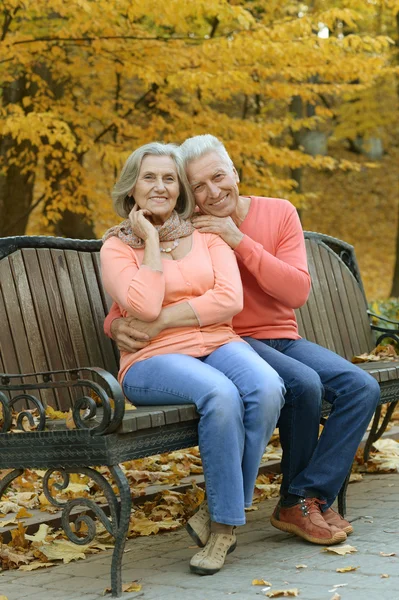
[
  {"xmin": 100, "ymin": 230, "xmax": 244, "ymax": 383},
  {"xmin": 232, "ymin": 196, "xmax": 311, "ymax": 339},
  {"xmin": 104, "ymin": 196, "xmax": 311, "ymax": 347}
]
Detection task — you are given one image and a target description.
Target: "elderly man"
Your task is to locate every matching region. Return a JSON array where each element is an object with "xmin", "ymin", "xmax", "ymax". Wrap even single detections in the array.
[{"xmin": 104, "ymin": 134, "xmax": 380, "ymax": 547}]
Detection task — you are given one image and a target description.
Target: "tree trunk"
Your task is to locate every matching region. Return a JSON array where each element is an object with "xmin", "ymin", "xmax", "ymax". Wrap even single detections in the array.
[
  {"xmin": 0, "ymin": 77, "xmax": 37, "ymax": 236},
  {"xmin": 53, "ymin": 208, "xmax": 96, "ymax": 239}
]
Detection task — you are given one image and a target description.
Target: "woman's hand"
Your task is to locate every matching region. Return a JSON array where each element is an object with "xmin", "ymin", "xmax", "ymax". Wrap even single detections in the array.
[{"xmin": 129, "ymin": 205, "xmax": 158, "ymax": 242}]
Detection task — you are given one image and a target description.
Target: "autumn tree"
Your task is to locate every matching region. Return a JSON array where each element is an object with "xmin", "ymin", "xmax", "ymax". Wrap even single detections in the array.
[{"xmin": 0, "ymin": 0, "xmax": 397, "ymax": 246}]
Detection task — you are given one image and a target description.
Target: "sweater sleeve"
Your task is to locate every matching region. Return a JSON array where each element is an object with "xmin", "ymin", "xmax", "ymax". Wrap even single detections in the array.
[
  {"xmin": 103, "ymin": 302, "xmax": 122, "ymax": 337},
  {"xmin": 234, "ymin": 205, "xmax": 311, "ymax": 309},
  {"xmin": 100, "ymin": 237, "xmax": 165, "ymax": 321},
  {"xmin": 188, "ymin": 234, "xmax": 243, "ymax": 326}
]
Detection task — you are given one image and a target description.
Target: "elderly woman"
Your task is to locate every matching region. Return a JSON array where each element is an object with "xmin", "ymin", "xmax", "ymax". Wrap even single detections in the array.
[{"xmin": 100, "ymin": 142, "xmax": 285, "ymax": 575}]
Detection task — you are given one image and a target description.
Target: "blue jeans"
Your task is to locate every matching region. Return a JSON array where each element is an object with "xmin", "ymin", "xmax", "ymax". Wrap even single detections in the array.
[
  {"xmin": 244, "ymin": 337, "xmax": 380, "ymax": 507},
  {"xmin": 123, "ymin": 341, "xmax": 285, "ymax": 525}
]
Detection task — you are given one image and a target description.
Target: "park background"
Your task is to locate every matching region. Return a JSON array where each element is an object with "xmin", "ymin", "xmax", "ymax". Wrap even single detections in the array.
[{"xmin": 1, "ymin": 0, "xmax": 399, "ymax": 307}]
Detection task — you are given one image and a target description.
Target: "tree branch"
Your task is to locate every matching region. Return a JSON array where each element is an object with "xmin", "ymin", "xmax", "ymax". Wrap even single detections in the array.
[{"xmin": 12, "ymin": 31, "xmax": 238, "ymax": 46}]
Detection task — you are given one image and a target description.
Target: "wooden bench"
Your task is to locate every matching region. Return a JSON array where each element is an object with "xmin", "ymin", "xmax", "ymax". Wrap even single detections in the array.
[{"xmin": 0, "ymin": 232, "xmax": 398, "ymax": 597}]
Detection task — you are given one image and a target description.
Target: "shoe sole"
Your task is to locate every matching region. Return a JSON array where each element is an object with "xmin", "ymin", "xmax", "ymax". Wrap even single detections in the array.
[
  {"xmin": 186, "ymin": 522, "xmax": 208, "ymax": 548},
  {"xmin": 343, "ymin": 525, "xmax": 354, "ymax": 535},
  {"xmin": 270, "ymin": 516, "xmax": 347, "ymax": 545},
  {"xmin": 189, "ymin": 541, "xmax": 237, "ymax": 575}
]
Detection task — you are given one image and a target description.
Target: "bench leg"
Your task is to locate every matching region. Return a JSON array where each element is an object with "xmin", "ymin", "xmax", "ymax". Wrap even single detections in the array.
[
  {"xmin": 109, "ymin": 465, "xmax": 132, "ymax": 598},
  {"xmin": 363, "ymin": 401, "xmax": 398, "ymax": 463},
  {"xmin": 43, "ymin": 465, "xmax": 132, "ymax": 598},
  {"xmin": 337, "ymin": 469, "xmax": 351, "ymax": 517}
]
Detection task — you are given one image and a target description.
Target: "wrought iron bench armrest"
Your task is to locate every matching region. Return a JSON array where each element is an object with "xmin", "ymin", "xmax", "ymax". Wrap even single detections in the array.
[
  {"xmin": 368, "ymin": 310, "xmax": 399, "ymax": 327},
  {"xmin": 0, "ymin": 367, "xmax": 125, "ymax": 435}
]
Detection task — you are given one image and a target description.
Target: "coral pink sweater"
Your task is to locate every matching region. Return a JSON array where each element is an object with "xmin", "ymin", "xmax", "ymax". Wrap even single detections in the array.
[
  {"xmin": 100, "ymin": 230, "xmax": 244, "ymax": 383},
  {"xmin": 104, "ymin": 196, "xmax": 311, "ymax": 355},
  {"xmin": 232, "ymin": 196, "xmax": 311, "ymax": 339}
]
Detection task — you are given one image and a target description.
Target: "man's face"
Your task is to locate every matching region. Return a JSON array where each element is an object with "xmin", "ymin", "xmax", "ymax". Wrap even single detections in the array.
[{"xmin": 185, "ymin": 151, "xmax": 240, "ymax": 217}]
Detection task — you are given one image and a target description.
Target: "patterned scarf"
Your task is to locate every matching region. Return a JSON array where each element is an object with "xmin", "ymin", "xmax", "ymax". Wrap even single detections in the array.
[{"xmin": 102, "ymin": 210, "xmax": 194, "ymax": 249}]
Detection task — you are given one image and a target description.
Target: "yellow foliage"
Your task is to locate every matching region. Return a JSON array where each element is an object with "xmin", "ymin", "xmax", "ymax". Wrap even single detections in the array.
[{"xmin": 0, "ymin": 0, "xmax": 396, "ymax": 243}]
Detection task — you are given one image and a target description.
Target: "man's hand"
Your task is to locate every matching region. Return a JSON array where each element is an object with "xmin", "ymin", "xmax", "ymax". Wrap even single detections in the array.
[
  {"xmin": 192, "ymin": 215, "xmax": 244, "ymax": 249},
  {"xmin": 110, "ymin": 315, "xmax": 166, "ymax": 353},
  {"xmin": 110, "ymin": 317, "xmax": 151, "ymax": 353}
]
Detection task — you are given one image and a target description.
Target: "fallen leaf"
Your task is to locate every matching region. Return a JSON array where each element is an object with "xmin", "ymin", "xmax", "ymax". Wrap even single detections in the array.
[
  {"xmin": 19, "ymin": 561, "xmax": 54, "ymax": 571},
  {"xmin": 0, "ymin": 596, "xmax": 9, "ymax": 600},
  {"xmin": 381, "ymin": 574, "xmax": 389, "ymax": 578},
  {"xmin": 129, "ymin": 517, "xmax": 160, "ymax": 536},
  {"xmin": 25, "ymin": 524, "xmax": 51, "ymax": 543},
  {"xmin": 252, "ymin": 579, "xmax": 272, "ymax": 586},
  {"xmin": 0, "ymin": 544, "xmax": 31, "ymax": 565},
  {"xmin": 38, "ymin": 539, "xmax": 90, "ymax": 563},
  {"xmin": 380, "ymin": 551, "xmax": 396, "ymax": 556},
  {"xmin": 336, "ymin": 566, "xmax": 359, "ymax": 573},
  {"xmin": 295, "ymin": 564, "xmax": 307, "ymax": 569},
  {"xmin": 124, "ymin": 582, "xmax": 142, "ymax": 592},
  {"xmin": 330, "ymin": 594, "xmax": 341, "ymax": 600},
  {"xmin": 266, "ymin": 590, "xmax": 299, "ymax": 598},
  {"xmin": 11, "ymin": 491, "xmax": 38, "ymax": 509},
  {"xmin": 65, "ymin": 410, "xmax": 76, "ymax": 430},
  {"xmin": 349, "ymin": 473, "xmax": 363, "ymax": 483},
  {"xmin": 0, "ymin": 501, "xmax": 20, "ymax": 514},
  {"xmin": 103, "ymin": 581, "xmax": 142, "ymax": 594},
  {"xmin": 46, "ymin": 406, "xmax": 69, "ymax": 420},
  {"xmin": 323, "ymin": 544, "xmax": 357, "ymax": 555},
  {"xmin": 16, "ymin": 507, "xmax": 33, "ymax": 519}
]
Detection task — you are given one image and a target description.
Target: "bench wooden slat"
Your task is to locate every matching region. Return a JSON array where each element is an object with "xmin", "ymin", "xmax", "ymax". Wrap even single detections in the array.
[
  {"xmin": 37, "ymin": 249, "xmax": 78, "ymax": 372},
  {"xmin": 51, "ymin": 249, "xmax": 92, "ymax": 369},
  {"xmin": 305, "ymin": 241, "xmax": 337, "ymax": 351},
  {"xmin": 21, "ymin": 249, "xmax": 69, "ymax": 410},
  {"xmin": 0, "ymin": 257, "xmax": 45, "ymax": 407},
  {"xmin": 347, "ymin": 271, "xmax": 376, "ymax": 352},
  {"xmin": 65, "ymin": 250, "xmax": 106, "ymax": 370},
  {"xmin": 0, "ymin": 274, "xmax": 22, "ymax": 401},
  {"xmin": 79, "ymin": 252, "xmax": 119, "ymax": 378},
  {"xmin": 319, "ymin": 248, "xmax": 354, "ymax": 359},
  {"xmin": 302, "ymin": 240, "xmax": 329, "ymax": 348}
]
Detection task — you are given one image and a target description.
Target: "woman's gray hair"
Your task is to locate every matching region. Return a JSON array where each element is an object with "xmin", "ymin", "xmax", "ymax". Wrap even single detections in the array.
[
  {"xmin": 112, "ymin": 142, "xmax": 195, "ymax": 219},
  {"xmin": 179, "ymin": 134, "xmax": 234, "ymax": 169}
]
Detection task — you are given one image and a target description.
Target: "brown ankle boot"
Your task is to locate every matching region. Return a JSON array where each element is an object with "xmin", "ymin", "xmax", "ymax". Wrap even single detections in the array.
[
  {"xmin": 322, "ymin": 507, "xmax": 354, "ymax": 535},
  {"xmin": 270, "ymin": 498, "xmax": 347, "ymax": 545}
]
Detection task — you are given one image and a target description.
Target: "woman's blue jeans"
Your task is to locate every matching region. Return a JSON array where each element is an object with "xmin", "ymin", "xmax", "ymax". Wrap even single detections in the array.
[
  {"xmin": 244, "ymin": 337, "xmax": 381, "ymax": 507},
  {"xmin": 123, "ymin": 341, "xmax": 285, "ymax": 526}
]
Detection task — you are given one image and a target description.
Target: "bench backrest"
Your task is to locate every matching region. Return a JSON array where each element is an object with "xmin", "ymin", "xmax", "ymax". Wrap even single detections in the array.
[
  {"xmin": 297, "ymin": 233, "xmax": 375, "ymax": 360},
  {"xmin": 0, "ymin": 233, "xmax": 375, "ymax": 410}
]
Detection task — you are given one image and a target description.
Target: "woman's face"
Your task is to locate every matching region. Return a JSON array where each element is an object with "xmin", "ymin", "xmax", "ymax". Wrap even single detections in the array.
[{"xmin": 130, "ymin": 155, "xmax": 180, "ymax": 224}]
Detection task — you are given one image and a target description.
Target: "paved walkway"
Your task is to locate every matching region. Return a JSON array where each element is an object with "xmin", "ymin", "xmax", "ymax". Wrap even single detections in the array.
[{"xmin": 1, "ymin": 472, "xmax": 398, "ymax": 600}]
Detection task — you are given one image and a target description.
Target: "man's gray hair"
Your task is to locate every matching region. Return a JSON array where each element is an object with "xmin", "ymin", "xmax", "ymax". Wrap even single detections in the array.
[
  {"xmin": 112, "ymin": 142, "xmax": 195, "ymax": 219},
  {"xmin": 180, "ymin": 134, "xmax": 234, "ymax": 169}
]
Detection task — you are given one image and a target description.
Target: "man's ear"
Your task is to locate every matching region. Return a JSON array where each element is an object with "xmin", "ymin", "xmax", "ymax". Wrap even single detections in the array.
[{"xmin": 232, "ymin": 166, "xmax": 240, "ymax": 183}]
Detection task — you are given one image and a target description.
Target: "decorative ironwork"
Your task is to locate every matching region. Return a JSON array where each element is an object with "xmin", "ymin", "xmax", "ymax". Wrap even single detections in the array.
[
  {"xmin": 43, "ymin": 465, "xmax": 131, "ymax": 598},
  {"xmin": 0, "ymin": 367, "xmax": 125, "ymax": 435},
  {"xmin": 363, "ymin": 400, "xmax": 399, "ymax": 462},
  {"xmin": 0, "ymin": 468, "xmax": 24, "ymax": 501}
]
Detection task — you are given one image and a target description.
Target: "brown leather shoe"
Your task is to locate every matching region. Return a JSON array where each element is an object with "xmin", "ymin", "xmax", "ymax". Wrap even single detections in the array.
[
  {"xmin": 270, "ymin": 498, "xmax": 347, "ymax": 545},
  {"xmin": 322, "ymin": 507, "xmax": 354, "ymax": 535}
]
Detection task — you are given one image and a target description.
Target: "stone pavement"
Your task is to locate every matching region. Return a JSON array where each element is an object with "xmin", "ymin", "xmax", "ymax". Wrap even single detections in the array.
[{"xmin": 1, "ymin": 472, "xmax": 398, "ymax": 600}]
